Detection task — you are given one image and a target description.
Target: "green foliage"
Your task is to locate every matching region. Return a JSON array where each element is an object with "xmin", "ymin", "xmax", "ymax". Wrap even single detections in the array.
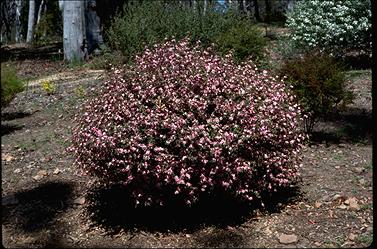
[
  {"xmin": 278, "ymin": 53, "xmax": 354, "ymax": 133},
  {"xmin": 286, "ymin": 0, "xmax": 372, "ymax": 56},
  {"xmin": 1, "ymin": 64, "xmax": 24, "ymax": 107},
  {"xmin": 106, "ymin": 1, "xmax": 266, "ymax": 63},
  {"xmin": 215, "ymin": 19, "xmax": 266, "ymax": 62}
]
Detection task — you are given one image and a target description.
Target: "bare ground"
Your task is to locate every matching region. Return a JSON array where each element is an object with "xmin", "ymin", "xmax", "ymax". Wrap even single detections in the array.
[{"xmin": 1, "ymin": 59, "xmax": 373, "ymax": 248}]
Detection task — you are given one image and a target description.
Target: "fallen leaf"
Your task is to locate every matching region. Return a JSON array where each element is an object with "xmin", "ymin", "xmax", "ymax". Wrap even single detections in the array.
[
  {"xmin": 354, "ymin": 167, "xmax": 365, "ymax": 173},
  {"xmin": 348, "ymin": 197, "xmax": 360, "ymax": 211},
  {"xmin": 338, "ymin": 204, "xmax": 347, "ymax": 210},
  {"xmin": 315, "ymin": 201, "xmax": 322, "ymax": 208},
  {"xmin": 33, "ymin": 174, "xmax": 44, "ymax": 181},
  {"xmin": 332, "ymin": 194, "xmax": 342, "ymax": 201},
  {"xmin": 37, "ymin": 170, "xmax": 47, "ymax": 176},
  {"xmin": 308, "ymin": 219, "xmax": 316, "ymax": 224},
  {"xmin": 278, "ymin": 234, "xmax": 298, "ymax": 244},
  {"xmin": 314, "ymin": 242, "xmax": 321, "ymax": 247},
  {"xmin": 53, "ymin": 168, "xmax": 61, "ymax": 174},
  {"xmin": 74, "ymin": 197, "xmax": 85, "ymax": 205},
  {"xmin": 348, "ymin": 233, "xmax": 357, "ymax": 241},
  {"xmin": 14, "ymin": 168, "xmax": 21, "ymax": 173},
  {"xmin": 264, "ymin": 227, "xmax": 273, "ymax": 235},
  {"xmin": 3, "ymin": 154, "xmax": 14, "ymax": 162},
  {"xmin": 329, "ymin": 210, "xmax": 334, "ymax": 218}
]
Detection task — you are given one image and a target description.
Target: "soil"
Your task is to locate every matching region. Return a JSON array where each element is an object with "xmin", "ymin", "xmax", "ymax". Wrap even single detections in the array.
[{"xmin": 1, "ymin": 59, "xmax": 373, "ymax": 248}]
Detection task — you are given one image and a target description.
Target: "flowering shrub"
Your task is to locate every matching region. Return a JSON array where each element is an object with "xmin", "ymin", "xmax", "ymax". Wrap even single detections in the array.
[
  {"xmin": 286, "ymin": 0, "xmax": 372, "ymax": 56},
  {"xmin": 71, "ymin": 38, "xmax": 306, "ymax": 207}
]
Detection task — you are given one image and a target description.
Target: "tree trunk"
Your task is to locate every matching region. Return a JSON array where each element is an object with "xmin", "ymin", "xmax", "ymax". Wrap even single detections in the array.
[
  {"xmin": 26, "ymin": 0, "xmax": 35, "ymax": 42},
  {"xmin": 62, "ymin": 0, "xmax": 85, "ymax": 62},
  {"xmin": 203, "ymin": 0, "xmax": 208, "ymax": 14}
]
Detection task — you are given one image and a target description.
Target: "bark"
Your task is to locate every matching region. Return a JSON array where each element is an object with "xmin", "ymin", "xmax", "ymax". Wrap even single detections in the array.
[
  {"xmin": 62, "ymin": 0, "xmax": 85, "ymax": 62},
  {"xmin": 85, "ymin": 0, "xmax": 103, "ymax": 54},
  {"xmin": 26, "ymin": 0, "xmax": 35, "ymax": 42},
  {"xmin": 1, "ymin": 0, "xmax": 17, "ymax": 43},
  {"xmin": 203, "ymin": 0, "xmax": 208, "ymax": 14}
]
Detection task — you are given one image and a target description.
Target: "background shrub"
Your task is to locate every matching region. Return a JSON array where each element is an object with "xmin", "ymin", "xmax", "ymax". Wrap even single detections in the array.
[
  {"xmin": 1, "ymin": 63, "xmax": 24, "ymax": 107},
  {"xmin": 71, "ymin": 38, "xmax": 306, "ymax": 207},
  {"xmin": 89, "ymin": 45, "xmax": 126, "ymax": 70},
  {"xmin": 286, "ymin": 0, "xmax": 372, "ymax": 57},
  {"xmin": 215, "ymin": 19, "xmax": 266, "ymax": 63},
  {"xmin": 106, "ymin": 1, "xmax": 266, "ymax": 63},
  {"xmin": 278, "ymin": 53, "xmax": 354, "ymax": 133}
]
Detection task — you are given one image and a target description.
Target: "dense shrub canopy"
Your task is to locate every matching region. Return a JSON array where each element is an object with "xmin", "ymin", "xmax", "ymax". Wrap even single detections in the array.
[
  {"xmin": 106, "ymin": 1, "xmax": 266, "ymax": 62},
  {"xmin": 71, "ymin": 39, "xmax": 306, "ymax": 207},
  {"xmin": 286, "ymin": 0, "xmax": 372, "ymax": 56}
]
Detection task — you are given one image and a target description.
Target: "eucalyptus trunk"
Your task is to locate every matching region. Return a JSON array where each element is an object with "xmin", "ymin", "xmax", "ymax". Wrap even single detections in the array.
[
  {"xmin": 26, "ymin": 0, "xmax": 35, "ymax": 42},
  {"xmin": 203, "ymin": 0, "xmax": 208, "ymax": 14},
  {"xmin": 62, "ymin": 0, "xmax": 85, "ymax": 62}
]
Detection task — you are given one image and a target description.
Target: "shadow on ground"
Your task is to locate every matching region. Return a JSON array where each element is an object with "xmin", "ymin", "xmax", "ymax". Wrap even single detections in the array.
[
  {"xmin": 85, "ymin": 184, "xmax": 302, "ymax": 234},
  {"xmin": 1, "ymin": 111, "xmax": 35, "ymax": 136},
  {"xmin": 309, "ymin": 108, "xmax": 372, "ymax": 145},
  {"xmin": 340, "ymin": 53, "xmax": 372, "ymax": 70},
  {"xmin": 194, "ymin": 229, "xmax": 246, "ymax": 248},
  {"xmin": 2, "ymin": 181, "xmax": 75, "ymax": 232},
  {"xmin": 1, "ymin": 123, "xmax": 24, "ymax": 136},
  {"xmin": 1, "ymin": 111, "xmax": 34, "ymax": 121}
]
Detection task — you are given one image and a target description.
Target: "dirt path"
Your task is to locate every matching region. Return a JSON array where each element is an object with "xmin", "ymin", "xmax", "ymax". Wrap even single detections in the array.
[{"xmin": 1, "ymin": 60, "xmax": 373, "ymax": 248}]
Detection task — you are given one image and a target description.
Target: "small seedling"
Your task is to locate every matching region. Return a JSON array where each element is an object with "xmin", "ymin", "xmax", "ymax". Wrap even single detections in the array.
[
  {"xmin": 74, "ymin": 85, "xmax": 86, "ymax": 98},
  {"xmin": 41, "ymin": 80, "xmax": 56, "ymax": 95}
]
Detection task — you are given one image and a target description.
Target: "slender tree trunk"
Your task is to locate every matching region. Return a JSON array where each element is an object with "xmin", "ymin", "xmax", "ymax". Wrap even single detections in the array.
[
  {"xmin": 62, "ymin": 0, "xmax": 85, "ymax": 62},
  {"xmin": 253, "ymin": 0, "xmax": 261, "ymax": 22},
  {"xmin": 265, "ymin": 0, "xmax": 271, "ymax": 23},
  {"xmin": 203, "ymin": 0, "xmax": 208, "ymax": 14},
  {"xmin": 26, "ymin": 0, "xmax": 35, "ymax": 42},
  {"xmin": 58, "ymin": 0, "xmax": 64, "ymax": 11},
  {"xmin": 36, "ymin": 0, "xmax": 45, "ymax": 25},
  {"xmin": 192, "ymin": 0, "xmax": 197, "ymax": 12},
  {"xmin": 15, "ymin": 0, "xmax": 23, "ymax": 42},
  {"xmin": 286, "ymin": 0, "xmax": 294, "ymax": 12}
]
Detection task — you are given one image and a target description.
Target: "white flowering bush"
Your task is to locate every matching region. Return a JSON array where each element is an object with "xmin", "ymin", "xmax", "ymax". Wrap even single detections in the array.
[
  {"xmin": 70, "ymin": 38, "xmax": 306, "ymax": 207},
  {"xmin": 286, "ymin": 0, "xmax": 372, "ymax": 56}
]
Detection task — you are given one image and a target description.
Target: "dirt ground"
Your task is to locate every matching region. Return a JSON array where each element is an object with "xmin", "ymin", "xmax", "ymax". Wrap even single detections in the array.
[{"xmin": 1, "ymin": 59, "xmax": 373, "ymax": 248}]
